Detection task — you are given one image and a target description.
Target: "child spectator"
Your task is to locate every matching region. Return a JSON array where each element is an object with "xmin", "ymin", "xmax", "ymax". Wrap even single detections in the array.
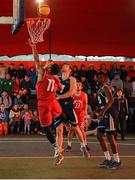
[
  {"xmin": 0, "ymin": 104, "xmax": 9, "ymax": 135},
  {"xmin": 22, "ymin": 105, "xmax": 32, "ymax": 135},
  {"xmin": 32, "ymin": 110, "xmax": 40, "ymax": 134},
  {"xmin": 9, "ymin": 105, "xmax": 21, "ymax": 134}
]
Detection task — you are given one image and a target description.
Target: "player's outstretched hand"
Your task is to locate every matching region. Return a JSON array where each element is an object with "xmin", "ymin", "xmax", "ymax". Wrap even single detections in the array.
[{"xmin": 27, "ymin": 38, "xmax": 35, "ymax": 47}]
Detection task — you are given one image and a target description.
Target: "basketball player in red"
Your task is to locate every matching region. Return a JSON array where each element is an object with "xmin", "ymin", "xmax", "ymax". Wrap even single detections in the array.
[
  {"xmin": 28, "ymin": 39, "xmax": 62, "ymax": 159},
  {"xmin": 65, "ymin": 81, "xmax": 91, "ymax": 152}
]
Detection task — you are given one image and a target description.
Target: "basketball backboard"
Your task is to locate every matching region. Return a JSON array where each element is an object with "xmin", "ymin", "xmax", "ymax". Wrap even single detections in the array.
[{"xmin": 0, "ymin": 0, "xmax": 25, "ymax": 34}]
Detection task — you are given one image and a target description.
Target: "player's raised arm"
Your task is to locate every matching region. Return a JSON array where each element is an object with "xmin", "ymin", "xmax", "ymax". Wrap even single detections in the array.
[
  {"xmin": 27, "ymin": 38, "xmax": 40, "ymax": 70},
  {"xmin": 57, "ymin": 76, "xmax": 76, "ymax": 100}
]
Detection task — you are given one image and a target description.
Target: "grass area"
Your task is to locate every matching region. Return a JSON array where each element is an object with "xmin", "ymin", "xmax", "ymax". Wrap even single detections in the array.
[{"xmin": 0, "ymin": 157, "xmax": 135, "ymax": 179}]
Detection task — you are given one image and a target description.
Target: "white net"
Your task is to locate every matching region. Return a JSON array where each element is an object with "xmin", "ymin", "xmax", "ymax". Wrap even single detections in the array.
[{"xmin": 26, "ymin": 18, "xmax": 51, "ymax": 44}]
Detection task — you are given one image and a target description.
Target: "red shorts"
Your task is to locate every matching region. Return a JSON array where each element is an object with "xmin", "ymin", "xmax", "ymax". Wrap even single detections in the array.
[
  {"xmin": 38, "ymin": 99, "xmax": 62, "ymax": 127},
  {"xmin": 77, "ymin": 115, "xmax": 85, "ymax": 129}
]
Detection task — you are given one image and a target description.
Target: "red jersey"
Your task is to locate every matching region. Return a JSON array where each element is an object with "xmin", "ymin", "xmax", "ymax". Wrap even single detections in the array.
[
  {"xmin": 73, "ymin": 91, "xmax": 86, "ymax": 117},
  {"xmin": 36, "ymin": 72, "xmax": 59, "ymax": 103}
]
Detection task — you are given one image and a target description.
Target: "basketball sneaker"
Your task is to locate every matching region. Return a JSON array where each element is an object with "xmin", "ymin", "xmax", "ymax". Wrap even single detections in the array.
[
  {"xmin": 55, "ymin": 153, "xmax": 64, "ymax": 166},
  {"xmin": 107, "ymin": 161, "xmax": 123, "ymax": 169},
  {"xmin": 98, "ymin": 159, "xmax": 113, "ymax": 168},
  {"xmin": 65, "ymin": 145, "xmax": 72, "ymax": 152},
  {"xmin": 82, "ymin": 146, "xmax": 91, "ymax": 159}
]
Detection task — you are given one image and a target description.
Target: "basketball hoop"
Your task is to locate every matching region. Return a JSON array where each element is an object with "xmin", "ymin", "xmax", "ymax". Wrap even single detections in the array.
[{"xmin": 26, "ymin": 17, "xmax": 51, "ymax": 44}]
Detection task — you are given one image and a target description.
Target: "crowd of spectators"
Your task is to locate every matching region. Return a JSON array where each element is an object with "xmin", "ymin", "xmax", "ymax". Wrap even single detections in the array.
[{"xmin": 0, "ymin": 62, "xmax": 135, "ymax": 136}]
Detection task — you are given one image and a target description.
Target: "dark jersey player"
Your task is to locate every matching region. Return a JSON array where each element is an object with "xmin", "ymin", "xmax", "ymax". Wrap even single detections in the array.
[
  {"xmin": 28, "ymin": 39, "xmax": 62, "ymax": 159},
  {"xmin": 94, "ymin": 73, "xmax": 122, "ymax": 169},
  {"xmin": 55, "ymin": 63, "xmax": 91, "ymax": 161}
]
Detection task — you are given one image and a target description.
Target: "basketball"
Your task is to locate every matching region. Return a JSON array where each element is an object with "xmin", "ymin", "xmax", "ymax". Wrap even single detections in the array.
[{"xmin": 38, "ymin": 4, "xmax": 50, "ymax": 17}]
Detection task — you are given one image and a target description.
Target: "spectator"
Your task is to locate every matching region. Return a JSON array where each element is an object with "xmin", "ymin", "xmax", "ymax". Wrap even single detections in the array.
[
  {"xmin": 0, "ymin": 104, "xmax": 9, "ymax": 135},
  {"xmin": 111, "ymin": 74, "xmax": 123, "ymax": 90},
  {"xmin": 86, "ymin": 64, "xmax": 97, "ymax": 83},
  {"xmin": 8, "ymin": 63, "xmax": 17, "ymax": 78},
  {"xmin": 9, "ymin": 105, "xmax": 21, "ymax": 134},
  {"xmin": 80, "ymin": 75, "xmax": 91, "ymax": 95},
  {"xmin": 22, "ymin": 105, "xmax": 32, "ymax": 135},
  {"xmin": 123, "ymin": 76, "xmax": 132, "ymax": 98},
  {"xmin": 0, "ymin": 91, "xmax": 12, "ymax": 110},
  {"xmin": 19, "ymin": 75, "xmax": 33, "ymax": 104},
  {"xmin": 17, "ymin": 63, "xmax": 27, "ymax": 80},
  {"xmin": 0, "ymin": 63, "xmax": 6, "ymax": 79},
  {"xmin": 99, "ymin": 63, "xmax": 108, "ymax": 74},
  {"xmin": 32, "ymin": 110, "xmax": 40, "ymax": 134},
  {"xmin": 14, "ymin": 93, "xmax": 23, "ymax": 110},
  {"xmin": 127, "ymin": 65, "xmax": 135, "ymax": 79},
  {"xmin": 1, "ymin": 73, "xmax": 14, "ymax": 95},
  {"xmin": 119, "ymin": 65, "xmax": 127, "ymax": 81},
  {"xmin": 27, "ymin": 67, "xmax": 37, "ymax": 89},
  {"xmin": 13, "ymin": 77, "xmax": 20, "ymax": 93},
  {"xmin": 78, "ymin": 64, "xmax": 87, "ymax": 79},
  {"xmin": 109, "ymin": 64, "xmax": 120, "ymax": 80},
  {"xmin": 72, "ymin": 65, "xmax": 79, "ymax": 78}
]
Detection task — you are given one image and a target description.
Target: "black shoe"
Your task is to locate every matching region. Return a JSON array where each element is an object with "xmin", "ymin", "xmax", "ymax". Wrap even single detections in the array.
[
  {"xmin": 65, "ymin": 145, "xmax": 72, "ymax": 152},
  {"xmin": 98, "ymin": 159, "xmax": 113, "ymax": 168},
  {"xmin": 107, "ymin": 161, "xmax": 123, "ymax": 169}
]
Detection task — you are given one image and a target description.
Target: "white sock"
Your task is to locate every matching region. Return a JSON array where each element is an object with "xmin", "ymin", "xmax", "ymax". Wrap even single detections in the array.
[
  {"xmin": 68, "ymin": 141, "xmax": 72, "ymax": 147},
  {"xmin": 113, "ymin": 153, "xmax": 120, "ymax": 163},
  {"xmin": 104, "ymin": 151, "xmax": 111, "ymax": 161},
  {"xmin": 85, "ymin": 140, "xmax": 87, "ymax": 146},
  {"xmin": 80, "ymin": 142, "xmax": 85, "ymax": 148}
]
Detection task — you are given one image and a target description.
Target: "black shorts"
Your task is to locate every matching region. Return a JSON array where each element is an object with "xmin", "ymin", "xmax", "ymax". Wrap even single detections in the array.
[
  {"xmin": 54, "ymin": 99, "xmax": 78, "ymax": 127},
  {"xmin": 97, "ymin": 109, "xmax": 117, "ymax": 133}
]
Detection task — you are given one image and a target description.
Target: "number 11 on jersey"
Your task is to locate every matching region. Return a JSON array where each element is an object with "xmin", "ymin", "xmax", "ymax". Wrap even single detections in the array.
[{"xmin": 47, "ymin": 79, "xmax": 55, "ymax": 92}]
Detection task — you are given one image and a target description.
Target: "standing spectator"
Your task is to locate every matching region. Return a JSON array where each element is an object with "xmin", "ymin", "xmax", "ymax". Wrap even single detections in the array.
[
  {"xmin": 19, "ymin": 75, "xmax": 33, "ymax": 104},
  {"xmin": 27, "ymin": 67, "xmax": 37, "ymax": 89},
  {"xmin": 86, "ymin": 64, "xmax": 97, "ymax": 83},
  {"xmin": 9, "ymin": 105, "xmax": 21, "ymax": 134},
  {"xmin": 111, "ymin": 74, "xmax": 123, "ymax": 91},
  {"xmin": 123, "ymin": 76, "xmax": 132, "ymax": 98},
  {"xmin": 0, "ymin": 63, "xmax": 6, "ymax": 79},
  {"xmin": 72, "ymin": 65, "xmax": 79, "ymax": 79},
  {"xmin": 0, "ymin": 104, "xmax": 9, "ymax": 135},
  {"xmin": 0, "ymin": 91, "xmax": 12, "ymax": 110},
  {"xmin": 127, "ymin": 65, "xmax": 135, "ymax": 79},
  {"xmin": 78, "ymin": 64, "xmax": 87, "ymax": 79},
  {"xmin": 22, "ymin": 106, "xmax": 32, "ymax": 135},
  {"xmin": 99, "ymin": 63, "xmax": 108, "ymax": 74},
  {"xmin": 109, "ymin": 64, "xmax": 120, "ymax": 80},
  {"xmin": 80, "ymin": 75, "xmax": 91, "ymax": 95},
  {"xmin": 8, "ymin": 63, "xmax": 17, "ymax": 78},
  {"xmin": 17, "ymin": 63, "xmax": 27, "ymax": 80},
  {"xmin": 115, "ymin": 89, "xmax": 128, "ymax": 140},
  {"xmin": 119, "ymin": 65, "xmax": 127, "ymax": 81},
  {"xmin": 1, "ymin": 73, "xmax": 14, "ymax": 95}
]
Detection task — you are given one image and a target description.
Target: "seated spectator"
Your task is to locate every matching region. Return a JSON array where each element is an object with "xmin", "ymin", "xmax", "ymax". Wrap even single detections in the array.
[
  {"xmin": 9, "ymin": 105, "xmax": 21, "ymax": 134},
  {"xmin": 111, "ymin": 74, "xmax": 123, "ymax": 90},
  {"xmin": 119, "ymin": 65, "xmax": 127, "ymax": 81},
  {"xmin": 32, "ymin": 110, "xmax": 40, "ymax": 134},
  {"xmin": 1, "ymin": 73, "xmax": 14, "ymax": 95},
  {"xmin": 14, "ymin": 93, "xmax": 23, "ymax": 110},
  {"xmin": 0, "ymin": 91, "xmax": 12, "ymax": 110},
  {"xmin": 19, "ymin": 75, "xmax": 33, "ymax": 104},
  {"xmin": 22, "ymin": 105, "xmax": 32, "ymax": 135},
  {"xmin": 13, "ymin": 77, "xmax": 20, "ymax": 93},
  {"xmin": 0, "ymin": 104, "xmax": 9, "ymax": 135},
  {"xmin": 17, "ymin": 63, "xmax": 27, "ymax": 80},
  {"xmin": 27, "ymin": 67, "xmax": 37, "ymax": 89},
  {"xmin": 8, "ymin": 63, "xmax": 17, "ymax": 78},
  {"xmin": 86, "ymin": 64, "xmax": 97, "ymax": 83}
]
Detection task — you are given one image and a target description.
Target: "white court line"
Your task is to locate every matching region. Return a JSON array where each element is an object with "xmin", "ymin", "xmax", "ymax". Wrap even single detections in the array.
[
  {"xmin": 0, "ymin": 155, "xmax": 135, "ymax": 159},
  {"xmin": 0, "ymin": 140, "xmax": 135, "ymax": 146}
]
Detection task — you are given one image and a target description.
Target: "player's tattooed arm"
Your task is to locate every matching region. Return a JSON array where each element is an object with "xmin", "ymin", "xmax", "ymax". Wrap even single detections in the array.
[{"xmin": 57, "ymin": 76, "xmax": 76, "ymax": 100}]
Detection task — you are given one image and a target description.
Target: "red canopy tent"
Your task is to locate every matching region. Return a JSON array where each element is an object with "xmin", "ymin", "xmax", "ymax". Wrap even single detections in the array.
[{"xmin": 0, "ymin": 0, "xmax": 135, "ymax": 57}]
